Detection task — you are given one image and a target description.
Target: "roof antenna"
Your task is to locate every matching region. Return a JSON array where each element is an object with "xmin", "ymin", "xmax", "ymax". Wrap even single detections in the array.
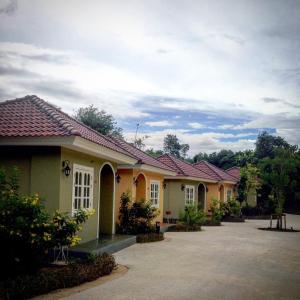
[{"xmin": 134, "ymin": 123, "xmax": 140, "ymax": 146}]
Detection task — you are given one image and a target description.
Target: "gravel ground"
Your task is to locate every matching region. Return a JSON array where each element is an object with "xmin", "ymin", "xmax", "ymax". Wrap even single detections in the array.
[{"xmin": 63, "ymin": 214, "xmax": 300, "ymax": 300}]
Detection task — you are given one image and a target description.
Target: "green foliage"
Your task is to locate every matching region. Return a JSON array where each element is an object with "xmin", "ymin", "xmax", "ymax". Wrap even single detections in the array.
[
  {"xmin": 74, "ymin": 105, "xmax": 123, "ymax": 138},
  {"xmin": 145, "ymin": 148, "xmax": 164, "ymax": 158},
  {"xmin": 136, "ymin": 233, "xmax": 164, "ymax": 243},
  {"xmin": 220, "ymin": 198, "xmax": 241, "ymax": 217},
  {"xmin": 117, "ymin": 192, "xmax": 159, "ymax": 235},
  {"xmin": 178, "ymin": 205, "xmax": 206, "ymax": 228},
  {"xmin": 163, "ymin": 134, "xmax": 190, "ymax": 159},
  {"xmin": 210, "ymin": 197, "xmax": 224, "ymax": 223},
  {"xmin": 0, "ymin": 167, "xmax": 92, "ymax": 278},
  {"xmin": 238, "ymin": 164, "xmax": 261, "ymax": 203},
  {"xmin": 0, "ymin": 253, "xmax": 115, "ymax": 300},
  {"xmin": 259, "ymin": 148, "xmax": 300, "ymax": 215}
]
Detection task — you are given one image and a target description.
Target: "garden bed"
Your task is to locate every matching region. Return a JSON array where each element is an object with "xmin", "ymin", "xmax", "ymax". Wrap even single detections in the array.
[
  {"xmin": 136, "ymin": 232, "xmax": 164, "ymax": 243},
  {"xmin": 258, "ymin": 227, "xmax": 299, "ymax": 232},
  {"xmin": 0, "ymin": 253, "xmax": 115, "ymax": 300},
  {"xmin": 222, "ymin": 216, "xmax": 245, "ymax": 222},
  {"xmin": 203, "ymin": 220, "xmax": 221, "ymax": 226},
  {"xmin": 167, "ymin": 224, "xmax": 202, "ymax": 232}
]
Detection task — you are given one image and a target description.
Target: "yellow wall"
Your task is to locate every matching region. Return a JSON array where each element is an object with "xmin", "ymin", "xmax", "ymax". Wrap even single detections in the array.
[{"xmin": 115, "ymin": 169, "xmax": 165, "ymax": 223}]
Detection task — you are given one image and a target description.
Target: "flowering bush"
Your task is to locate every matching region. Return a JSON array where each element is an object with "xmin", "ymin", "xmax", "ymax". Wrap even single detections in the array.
[
  {"xmin": 220, "ymin": 197, "xmax": 242, "ymax": 218},
  {"xmin": 0, "ymin": 167, "xmax": 93, "ymax": 278}
]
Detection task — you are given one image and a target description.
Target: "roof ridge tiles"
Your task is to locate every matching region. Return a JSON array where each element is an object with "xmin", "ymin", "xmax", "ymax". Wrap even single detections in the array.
[
  {"xmin": 30, "ymin": 95, "xmax": 81, "ymax": 136},
  {"xmin": 159, "ymin": 154, "xmax": 185, "ymax": 175}
]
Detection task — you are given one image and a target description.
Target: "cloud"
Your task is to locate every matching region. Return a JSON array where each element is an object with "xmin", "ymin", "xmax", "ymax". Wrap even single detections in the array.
[
  {"xmin": 145, "ymin": 120, "xmax": 174, "ymax": 127},
  {"xmin": 0, "ymin": 0, "xmax": 17, "ymax": 15},
  {"xmin": 262, "ymin": 97, "xmax": 300, "ymax": 109},
  {"xmin": 188, "ymin": 122, "xmax": 205, "ymax": 129}
]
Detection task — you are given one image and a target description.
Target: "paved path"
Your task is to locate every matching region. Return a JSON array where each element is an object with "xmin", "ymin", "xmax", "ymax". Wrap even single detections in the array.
[{"xmin": 63, "ymin": 215, "xmax": 300, "ymax": 300}]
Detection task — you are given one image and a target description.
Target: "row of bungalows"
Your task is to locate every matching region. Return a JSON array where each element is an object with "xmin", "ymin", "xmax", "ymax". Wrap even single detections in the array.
[{"xmin": 0, "ymin": 95, "xmax": 239, "ymax": 244}]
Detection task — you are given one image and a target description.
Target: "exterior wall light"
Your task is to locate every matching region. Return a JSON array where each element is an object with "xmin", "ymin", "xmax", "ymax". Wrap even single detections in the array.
[
  {"xmin": 115, "ymin": 173, "xmax": 121, "ymax": 183},
  {"xmin": 206, "ymin": 186, "xmax": 209, "ymax": 192},
  {"xmin": 163, "ymin": 181, "xmax": 167, "ymax": 189},
  {"xmin": 181, "ymin": 184, "xmax": 185, "ymax": 191},
  {"xmin": 62, "ymin": 160, "xmax": 71, "ymax": 177}
]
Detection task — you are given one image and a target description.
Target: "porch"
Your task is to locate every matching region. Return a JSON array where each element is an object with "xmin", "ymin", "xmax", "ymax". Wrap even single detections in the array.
[{"xmin": 69, "ymin": 234, "xmax": 136, "ymax": 258}]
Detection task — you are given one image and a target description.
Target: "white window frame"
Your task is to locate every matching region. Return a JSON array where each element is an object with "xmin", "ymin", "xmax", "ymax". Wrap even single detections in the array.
[
  {"xmin": 226, "ymin": 189, "xmax": 233, "ymax": 201},
  {"xmin": 185, "ymin": 185, "xmax": 195, "ymax": 206},
  {"xmin": 150, "ymin": 180, "xmax": 160, "ymax": 208},
  {"xmin": 72, "ymin": 164, "xmax": 94, "ymax": 214}
]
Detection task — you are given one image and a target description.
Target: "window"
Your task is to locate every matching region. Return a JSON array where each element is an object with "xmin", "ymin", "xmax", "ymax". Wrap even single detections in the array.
[
  {"xmin": 185, "ymin": 185, "xmax": 195, "ymax": 205},
  {"xmin": 150, "ymin": 181, "xmax": 160, "ymax": 207},
  {"xmin": 227, "ymin": 189, "xmax": 232, "ymax": 201},
  {"xmin": 73, "ymin": 164, "xmax": 94, "ymax": 212}
]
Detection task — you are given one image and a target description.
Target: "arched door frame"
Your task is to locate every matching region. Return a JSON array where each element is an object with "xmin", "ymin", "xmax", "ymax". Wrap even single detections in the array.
[
  {"xmin": 135, "ymin": 172, "xmax": 148, "ymax": 201},
  {"xmin": 97, "ymin": 162, "xmax": 116, "ymax": 237},
  {"xmin": 197, "ymin": 182, "xmax": 207, "ymax": 211},
  {"xmin": 219, "ymin": 184, "xmax": 225, "ymax": 203}
]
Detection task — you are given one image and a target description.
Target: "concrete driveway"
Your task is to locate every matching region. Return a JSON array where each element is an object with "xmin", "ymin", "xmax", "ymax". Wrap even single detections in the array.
[{"xmin": 64, "ymin": 215, "xmax": 300, "ymax": 300}]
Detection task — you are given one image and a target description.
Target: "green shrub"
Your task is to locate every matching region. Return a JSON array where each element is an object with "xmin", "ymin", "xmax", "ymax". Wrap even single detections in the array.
[
  {"xmin": 136, "ymin": 233, "xmax": 164, "ymax": 243},
  {"xmin": 221, "ymin": 197, "xmax": 241, "ymax": 218},
  {"xmin": 0, "ymin": 253, "xmax": 115, "ymax": 300},
  {"xmin": 210, "ymin": 197, "xmax": 224, "ymax": 223},
  {"xmin": 117, "ymin": 192, "xmax": 159, "ymax": 235},
  {"xmin": 178, "ymin": 205, "xmax": 206, "ymax": 229},
  {"xmin": 0, "ymin": 167, "xmax": 93, "ymax": 279},
  {"xmin": 167, "ymin": 223, "xmax": 202, "ymax": 232}
]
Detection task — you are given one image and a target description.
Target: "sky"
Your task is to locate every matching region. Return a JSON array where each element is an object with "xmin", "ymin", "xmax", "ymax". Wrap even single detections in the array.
[{"xmin": 0, "ymin": 0, "xmax": 299, "ymax": 156}]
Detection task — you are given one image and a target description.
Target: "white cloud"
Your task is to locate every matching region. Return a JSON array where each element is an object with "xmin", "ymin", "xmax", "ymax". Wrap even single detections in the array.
[
  {"xmin": 188, "ymin": 122, "xmax": 205, "ymax": 129},
  {"xmin": 144, "ymin": 120, "xmax": 174, "ymax": 127}
]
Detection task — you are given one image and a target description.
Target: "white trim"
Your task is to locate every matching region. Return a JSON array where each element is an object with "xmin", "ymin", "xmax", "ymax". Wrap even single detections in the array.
[
  {"xmin": 72, "ymin": 163, "xmax": 94, "ymax": 215},
  {"xmin": 164, "ymin": 176, "xmax": 217, "ymax": 183},
  {"xmin": 198, "ymin": 182, "xmax": 206, "ymax": 211},
  {"xmin": 118, "ymin": 164, "xmax": 176, "ymax": 176},
  {"xmin": 149, "ymin": 180, "xmax": 160, "ymax": 208},
  {"xmin": 97, "ymin": 162, "xmax": 116, "ymax": 238},
  {"xmin": 219, "ymin": 180, "xmax": 237, "ymax": 184},
  {"xmin": 185, "ymin": 185, "xmax": 195, "ymax": 205}
]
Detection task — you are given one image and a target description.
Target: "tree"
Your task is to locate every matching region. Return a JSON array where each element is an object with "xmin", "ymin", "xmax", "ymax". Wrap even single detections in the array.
[
  {"xmin": 163, "ymin": 134, "xmax": 190, "ymax": 158},
  {"xmin": 259, "ymin": 148, "xmax": 299, "ymax": 228},
  {"xmin": 146, "ymin": 148, "xmax": 164, "ymax": 158},
  {"xmin": 238, "ymin": 164, "xmax": 261, "ymax": 204},
  {"xmin": 74, "ymin": 105, "xmax": 123, "ymax": 138},
  {"xmin": 192, "ymin": 152, "xmax": 209, "ymax": 163},
  {"xmin": 133, "ymin": 135, "xmax": 149, "ymax": 150},
  {"xmin": 255, "ymin": 131, "xmax": 291, "ymax": 159}
]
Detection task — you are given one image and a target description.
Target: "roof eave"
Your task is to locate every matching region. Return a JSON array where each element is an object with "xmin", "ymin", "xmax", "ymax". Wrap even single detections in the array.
[
  {"xmin": 0, "ymin": 136, "xmax": 138, "ymax": 165},
  {"xmin": 118, "ymin": 163, "xmax": 176, "ymax": 176},
  {"xmin": 164, "ymin": 175, "xmax": 217, "ymax": 183}
]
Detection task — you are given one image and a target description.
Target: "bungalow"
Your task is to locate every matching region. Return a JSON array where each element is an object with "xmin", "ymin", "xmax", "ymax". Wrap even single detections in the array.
[
  {"xmin": 156, "ymin": 154, "xmax": 217, "ymax": 221},
  {"xmin": 193, "ymin": 161, "xmax": 239, "ymax": 207},
  {"xmin": 0, "ymin": 95, "xmax": 175, "ymax": 244},
  {"xmin": 109, "ymin": 137, "xmax": 176, "ymax": 223}
]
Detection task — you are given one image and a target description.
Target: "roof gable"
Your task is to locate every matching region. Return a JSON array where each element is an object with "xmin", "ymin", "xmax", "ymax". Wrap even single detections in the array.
[
  {"xmin": 226, "ymin": 166, "xmax": 240, "ymax": 179},
  {"xmin": 194, "ymin": 160, "xmax": 238, "ymax": 182},
  {"xmin": 0, "ymin": 95, "xmax": 134, "ymax": 157},
  {"xmin": 157, "ymin": 154, "xmax": 215, "ymax": 181}
]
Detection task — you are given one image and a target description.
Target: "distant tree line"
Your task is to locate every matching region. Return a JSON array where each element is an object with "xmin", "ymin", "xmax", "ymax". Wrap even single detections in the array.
[{"xmin": 75, "ymin": 105, "xmax": 300, "ymax": 213}]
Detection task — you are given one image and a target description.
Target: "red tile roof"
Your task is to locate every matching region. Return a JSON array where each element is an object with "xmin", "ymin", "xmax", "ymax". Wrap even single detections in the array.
[
  {"xmin": 0, "ymin": 95, "xmax": 135, "ymax": 157},
  {"xmin": 193, "ymin": 160, "xmax": 238, "ymax": 182},
  {"xmin": 109, "ymin": 137, "xmax": 175, "ymax": 172},
  {"xmin": 226, "ymin": 166, "xmax": 240, "ymax": 180},
  {"xmin": 157, "ymin": 154, "xmax": 215, "ymax": 181},
  {"xmin": 0, "ymin": 95, "xmax": 175, "ymax": 173}
]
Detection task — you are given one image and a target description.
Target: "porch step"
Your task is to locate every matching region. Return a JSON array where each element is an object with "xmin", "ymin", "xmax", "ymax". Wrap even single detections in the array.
[{"xmin": 69, "ymin": 234, "xmax": 136, "ymax": 258}]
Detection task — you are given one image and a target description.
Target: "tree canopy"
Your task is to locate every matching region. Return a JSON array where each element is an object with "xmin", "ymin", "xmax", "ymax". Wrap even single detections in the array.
[
  {"xmin": 163, "ymin": 134, "xmax": 190, "ymax": 158},
  {"xmin": 74, "ymin": 105, "xmax": 123, "ymax": 138}
]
